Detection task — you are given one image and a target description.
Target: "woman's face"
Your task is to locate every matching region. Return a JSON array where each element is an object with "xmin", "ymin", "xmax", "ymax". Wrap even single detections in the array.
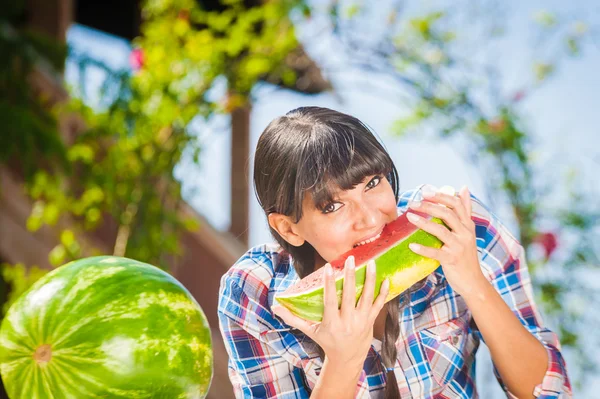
[{"xmin": 294, "ymin": 174, "xmax": 398, "ymax": 271}]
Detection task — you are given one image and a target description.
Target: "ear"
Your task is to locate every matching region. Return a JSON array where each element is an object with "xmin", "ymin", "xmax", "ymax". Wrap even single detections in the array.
[{"xmin": 268, "ymin": 213, "xmax": 305, "ymax": 247}]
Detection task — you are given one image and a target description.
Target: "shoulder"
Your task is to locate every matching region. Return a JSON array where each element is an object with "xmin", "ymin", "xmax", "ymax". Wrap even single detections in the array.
[
  {"xmin": 220, "ymin": 243, "xmax": 283, "ymax": 290},
  {"xmin": 218, "ymin": 243, "xmax": 292, "ymax": 333}
]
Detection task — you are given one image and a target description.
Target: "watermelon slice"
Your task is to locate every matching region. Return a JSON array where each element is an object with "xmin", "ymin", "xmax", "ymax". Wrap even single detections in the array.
[{"xmin": 275, "ymin": 186, "xmax": 455, "ymax": 321}]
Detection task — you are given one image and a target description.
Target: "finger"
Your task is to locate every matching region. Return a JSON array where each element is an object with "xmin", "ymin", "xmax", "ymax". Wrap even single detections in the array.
[
  {"xmin": 408, "ymin": 242, "xmax": 451, "ymax": 264},
  {"xmin": 322, "ymin": 263, "xmax": 339, "ymax": 323},
  {"xmin": 357, "ymin": 260, "xmax": 376, "ymax": 312},
  {"xmin": 459, "ymin": 185, "xmax": 473, "ymax": 218},
  {"xmin": 272, "ymin": 306, "xmax": 317, "ymax": 337},
  {"xmin": 341, "ymin": 255, "xmax": 357, "ymax": 318},
  {"xmin": 406, "ymin": 211, "xmax": 460, "ymax": 246},
  {"xmin": 423, "ymin": 186, "xmax": 470, "ymax": 225},
  {"xmin": 407, "ymin": 201, "xmax": 467, "ymax": 235},
  {"xmin": 370, "ymin": 278, "xmax": 390, "ymax": 320}
]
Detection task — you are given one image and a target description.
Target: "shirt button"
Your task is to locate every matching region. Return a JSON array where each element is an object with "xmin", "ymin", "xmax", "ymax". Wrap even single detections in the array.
[{"xmin": 451, "ymin": 336, "xmax": 460, "ymax": 345}]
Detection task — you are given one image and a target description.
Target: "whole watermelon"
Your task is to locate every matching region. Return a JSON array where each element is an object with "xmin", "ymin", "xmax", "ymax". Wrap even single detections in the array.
[{"xmin": 0, "ymin": 256, "xmax": 213, "ymax": 399}]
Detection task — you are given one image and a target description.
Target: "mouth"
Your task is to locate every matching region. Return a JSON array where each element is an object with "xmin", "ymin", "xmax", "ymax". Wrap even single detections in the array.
[{"xmin": 353, "ymin": 226, "xmax": 385, "ymax": 248}]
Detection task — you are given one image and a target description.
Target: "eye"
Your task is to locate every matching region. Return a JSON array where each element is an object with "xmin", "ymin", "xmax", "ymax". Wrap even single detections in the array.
[
  {"xmin": 366, "ymin": 175, "xmax": 382, "ymax": 190},
  {"xmin": 322, "ymin": 202, "xmax": 343, "ymax": 214}
]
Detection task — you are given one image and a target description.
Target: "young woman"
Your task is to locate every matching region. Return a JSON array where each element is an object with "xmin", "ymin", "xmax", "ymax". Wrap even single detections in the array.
[{"xmin": 217, "ymin": 107, "xmax": 571, "ymax": 398}]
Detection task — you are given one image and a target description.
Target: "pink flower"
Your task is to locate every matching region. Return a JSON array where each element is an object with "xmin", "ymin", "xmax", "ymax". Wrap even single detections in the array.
[
  {"xmin": 512, "ymin": 90, "xmax": 526, "ymax": 102},
  {"xmin": 130, "ymin": 48, "xmax": 145, "ymax": 71},
  {"xmin": 534, "ymin": 231, "xmax": 558, "ymax": 260}
]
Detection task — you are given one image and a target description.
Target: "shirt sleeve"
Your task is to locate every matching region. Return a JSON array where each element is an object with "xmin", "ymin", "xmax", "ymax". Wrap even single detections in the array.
[
  {"xmin": 218, "ymin": 263, "xmax": 311, "ymax": 399},
  {"xmin": 470, "ymin": 192, "xmax": 572, "ymax": 398}
]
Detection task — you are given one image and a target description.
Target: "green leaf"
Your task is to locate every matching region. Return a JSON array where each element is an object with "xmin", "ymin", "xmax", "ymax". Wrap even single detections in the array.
[
  {"xmin": 26, "ymin": 201, "xmax": 45, "ymax": 232},
  {"xmin": 85, "ymin": 208, "xmax": 102, "ymax": 228},
  {"xmin": 566, "ymin": 37, "xmax": 579, "ymax": 56},
  {"xmin": 540, "ymin": 282, "xmax": 563, "ymax": 314},
  {"xmin": 410, "ymin": 18, "xmax": 432, "ymax": 40},
  {"xmin": 559, "ymin": 325, "xmax": 578, "ymax": 347},
  {"xmin": 244, "ymin": 57, "xmax": 272, "ymax": 78},
  {"xmin": 183, "ymin": 217, "xmax": 200, "ymax": 232},
  {"xmin": 572, "ymin": 21, "xmax": 588, "ymax": 36},
  {"xmin": 442, "ymin": 31, "xmax": 456, "ymax": 42},
  {"xmin": 345, "ymin": 4, "xmax": 360, "ymax": 19},
  {"xmin": 1, "ymin": 263, "xmax": 48, "ymax": 315},
  {"xmin": 533, "ymin": 10, "xmax": 557, "ymax": 28},
  {"xmin": 67, "ymin": 143, "xmax": 95, "ymax": 163},
  {"xmin": 48, "ymin": 244, "xmax": 67, "ymax": 267},
  {"xmin": 60, "ymin": 229, "xmax": 75, "ymax": 247},
  {"xmin": 533, "ymin": 62, "xmax": 554, "ymax": 82}
]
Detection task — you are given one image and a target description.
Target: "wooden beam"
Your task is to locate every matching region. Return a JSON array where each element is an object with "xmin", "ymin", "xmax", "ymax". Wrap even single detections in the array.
[
  {"xmin": 229, "ymin": 101, "xmax": 251, "ymax": 247},
  {"xmin": 27, "ymin": 0, "xmax": 73, "ymax": 43},
  {"xmin": 178, "ymin": 203, "xmax": 245, "ymax": 268}
]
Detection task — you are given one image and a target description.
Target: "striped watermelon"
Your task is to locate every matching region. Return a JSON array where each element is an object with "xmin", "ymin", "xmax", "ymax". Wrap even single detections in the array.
[
  {"xmin": 0, "ymin": 256, "xmax": 213, "ymax": 399},
  {"xmin": 275, "ymin": 187, "xmax": 455, "ymax": 322}
]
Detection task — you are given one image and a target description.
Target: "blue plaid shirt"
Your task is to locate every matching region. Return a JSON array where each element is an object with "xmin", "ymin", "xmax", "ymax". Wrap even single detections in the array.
[{"xmin": 218, "ymin": 184, "xmax": 571, "ymax": 398}]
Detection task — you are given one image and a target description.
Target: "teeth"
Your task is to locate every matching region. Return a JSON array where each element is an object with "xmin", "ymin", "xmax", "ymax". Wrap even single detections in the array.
[{"xmin": 354, "ymin": 232, "xmax": 382, "ymax": 247}]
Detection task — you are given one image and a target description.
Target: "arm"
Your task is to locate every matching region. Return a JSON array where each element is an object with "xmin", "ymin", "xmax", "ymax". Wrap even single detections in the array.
[
  {"xmin": 310, "ymin": 357, "xmax": 364, "ymax": 399},
  {"xmin": 468, "ymin": 211, "xmax": 571, "ymax": 398},
  {"xmin": 463, "ymin": 271, "xmax": 550, "ymax": 398},
  {"xmin": 405, "ymin": 185, "xmax": 571, "ymax": 398}
]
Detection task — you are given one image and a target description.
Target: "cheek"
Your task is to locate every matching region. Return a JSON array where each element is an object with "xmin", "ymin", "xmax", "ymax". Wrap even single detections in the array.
[
  {"xmin": 373, "ymin": 188, "xmax": 398, "ymax": 219},
  {"xmin": 386, "ymin": 196, "xmax": 398, "ymax": 218},
  {"xmin": 310, "ymin": 221, "xmax": 353, "ymax": 260},
  {"xmin": 313, "ymin": 223, "xmax": 349, "ymax": 246}
]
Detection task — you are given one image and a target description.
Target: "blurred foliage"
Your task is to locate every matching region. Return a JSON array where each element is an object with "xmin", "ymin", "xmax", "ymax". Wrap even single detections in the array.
[
  {"xmin": 0, "ymin": 0, "xmax": 305, "ymax": 312},
  {"xmin": 0, "ymin": 11, "xmax": 69, "ymax": 181},
  {"xmin": 322, "ymin": 0, "xmax": 599, "ymax": 385},
  {"xmin": 0, "ymin": 263, "xmax": 46, "ymax": 316}
]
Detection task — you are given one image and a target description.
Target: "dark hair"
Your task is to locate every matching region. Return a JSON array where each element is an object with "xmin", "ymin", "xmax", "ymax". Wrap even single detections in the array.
[{"xmin": 253, "ymin": 106, "xmax": 401, "ymax": 397}]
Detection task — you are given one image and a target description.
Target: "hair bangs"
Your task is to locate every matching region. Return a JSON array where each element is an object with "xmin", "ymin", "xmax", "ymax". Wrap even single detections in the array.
[{"xmin": 292, "ymin": 123, "xmax": 394, "ymax": 219}]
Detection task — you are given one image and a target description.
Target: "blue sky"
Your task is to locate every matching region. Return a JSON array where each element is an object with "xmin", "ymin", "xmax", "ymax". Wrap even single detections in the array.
[{"xmin": 65, "ymin": 1, "xmax": 599, "ymax": 394}]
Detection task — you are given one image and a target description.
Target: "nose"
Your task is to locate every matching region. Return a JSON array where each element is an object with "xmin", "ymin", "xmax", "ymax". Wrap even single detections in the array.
[{"xmin": 353, "ymin": 202, "xmax": 379, "ymax": 231}]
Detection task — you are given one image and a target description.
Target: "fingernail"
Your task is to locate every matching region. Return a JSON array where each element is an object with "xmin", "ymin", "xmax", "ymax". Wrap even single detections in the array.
[
  {"xmin": 368, "ymin": 260, "xmax": 376, "ymax": 273},
  {"xmin": 409, "ymin": 243, "xmax": 420, "ymax": 251},
  {"xmin": 422, "ymin": 185, "xmax": 437, "ymax": 198},
  {"xmin": 439, "ymin": 185, "xmax": 456, "ymax": 196},
  {"xmin": 326, "ymin": 264, "xmax": 333, "ymax": 276},
  {"xmin": 409, "ymin": 200, "xmax": 421, "ymax": 208},
  {"xmin": 406, "ymin": 212, "xmax": 420, "ymax": 223},
  {"xmin": 347, "ymin": 256, "xmax": 355, "ymax": 270},
  {"xmin": 382, "ymin": 279, "xmax": 390, "ymax": 291}
]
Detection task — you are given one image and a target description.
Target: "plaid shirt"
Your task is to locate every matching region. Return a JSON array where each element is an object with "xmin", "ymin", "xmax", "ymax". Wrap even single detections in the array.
[{"xmin": 218, "ymin": 184, "xmax": 571, "ymax": 398}]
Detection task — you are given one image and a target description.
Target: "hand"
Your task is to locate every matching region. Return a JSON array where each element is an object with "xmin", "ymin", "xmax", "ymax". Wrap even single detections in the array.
[
  {"xmin": 272, "ymin": 256, "xmax": 390, "ymax": 368},
  {"xmin": 405, "ymin": 185, "xmax": 488, "ymax": 298}
]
